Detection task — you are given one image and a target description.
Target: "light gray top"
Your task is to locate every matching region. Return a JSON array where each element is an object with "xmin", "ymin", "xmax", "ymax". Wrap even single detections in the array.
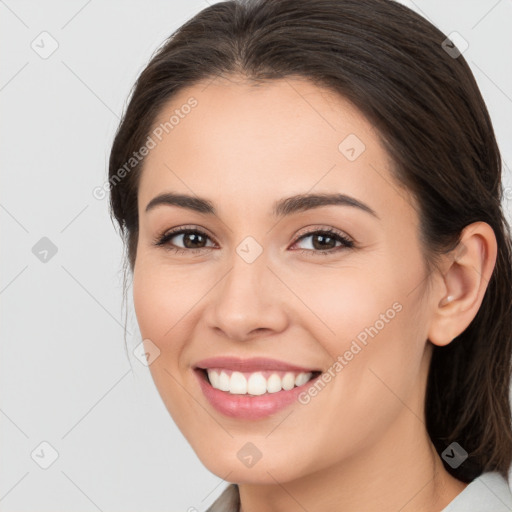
[
  {"xmin": 206, "ymin": 472, "xmax": 512, "ymax": 512},
  {"xmin": 440, "ymin": 471, "xmax": 512, "ymax": 511}
]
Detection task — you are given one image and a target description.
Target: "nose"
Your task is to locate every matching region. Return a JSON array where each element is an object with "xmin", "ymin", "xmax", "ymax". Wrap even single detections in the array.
[{"xmin": 204, "ymin": 252, "xmax": 289, "ymax": 342}]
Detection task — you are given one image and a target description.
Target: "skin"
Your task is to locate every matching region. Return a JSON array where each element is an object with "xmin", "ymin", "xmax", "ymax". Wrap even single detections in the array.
[{"xmin": 132, "ymin": 75, "xmax": 497, "ymax": 512}]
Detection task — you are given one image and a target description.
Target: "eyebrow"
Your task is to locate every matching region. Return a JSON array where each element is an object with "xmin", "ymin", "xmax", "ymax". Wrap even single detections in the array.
[{"xmin": 145, "ymin": 192, "xmax": 379, "ymax": 219}]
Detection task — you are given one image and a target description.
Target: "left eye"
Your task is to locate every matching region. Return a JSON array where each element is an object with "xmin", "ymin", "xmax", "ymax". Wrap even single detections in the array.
[
  {"xmin": 154, "ymin": 227, "xmax": 354, "ymax": 255},
  {"xmin": 291, "ymin": 229, "xmax": 354, "ymax": 254}
]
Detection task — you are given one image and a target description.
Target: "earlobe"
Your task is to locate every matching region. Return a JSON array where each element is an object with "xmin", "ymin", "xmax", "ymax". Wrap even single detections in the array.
[{"xmin": 427, "ymin": 222, "xmax": 498, "ymax": 348}]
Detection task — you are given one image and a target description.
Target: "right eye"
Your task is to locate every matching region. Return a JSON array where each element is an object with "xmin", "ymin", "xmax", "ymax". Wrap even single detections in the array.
[{"xmin": 153, "ymin": 226, "xmax": 217, "ymax": 255}]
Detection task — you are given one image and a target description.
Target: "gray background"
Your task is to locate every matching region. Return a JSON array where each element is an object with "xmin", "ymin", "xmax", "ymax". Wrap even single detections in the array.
[{"xmin": 1, "ymin": 1, "xmax": 511, "ymax": 510}]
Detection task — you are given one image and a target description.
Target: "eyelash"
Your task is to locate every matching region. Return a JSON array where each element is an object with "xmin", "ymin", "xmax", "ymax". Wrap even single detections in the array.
[{"xmin": 153, "ymin": 225, "xmax": 354, "ymax": 257}]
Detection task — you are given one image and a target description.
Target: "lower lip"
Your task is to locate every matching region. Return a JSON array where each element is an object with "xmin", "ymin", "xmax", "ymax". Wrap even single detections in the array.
[{"xmin": 194, "ymin": 369, "xmax": 319, "ymax": 420}]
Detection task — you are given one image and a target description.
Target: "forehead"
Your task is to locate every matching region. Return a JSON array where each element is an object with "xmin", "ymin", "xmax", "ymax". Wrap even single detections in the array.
[
  {"xmin": 138, "ymin": 76, "xmax": 412, "ymax": 218},
  {"xmin": 150, "ymin": 76, "xmax": 374, "ymax": 154}
]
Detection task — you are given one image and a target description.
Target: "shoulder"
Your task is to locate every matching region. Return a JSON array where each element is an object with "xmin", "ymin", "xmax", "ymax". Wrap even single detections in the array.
[
  {"xmin": 441, "ymin": 471, "xmax": 512, "ymax": 512},
  {"xmin": 205, "ymin": 484, "xmax": 240, "ymax": 512}
]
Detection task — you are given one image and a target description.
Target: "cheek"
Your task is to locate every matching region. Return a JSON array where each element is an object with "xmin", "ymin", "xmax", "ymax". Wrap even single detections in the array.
[
  {"xmin": 132, "ymin": 264, "xmax": 197, "ymax": 422},
  {"xmin": 133, "ymin": 262, "xmax": 194, "ymax": 339},
  {"xmin": 133, "ymin": 266, "xmax": 163, "ymax": 339},
  {"xmin": 299, "ymin": 253, "xmax": 426, "ymax": 396},
  {"xmin": 132, "ymin": 264, "xmax": 187, "ymax": 365},
  {"xmin": 287, "ymin": 264, "xmax": 401, "ymax": 347},
  {"xmin": 132, "ymin": 261, "xmax": 214, "ymax": 383}
]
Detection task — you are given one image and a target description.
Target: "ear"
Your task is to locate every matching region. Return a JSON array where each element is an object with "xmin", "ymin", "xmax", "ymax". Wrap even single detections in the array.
[{"xmin": 428, "ymin": 222, "xmax": 498, "ymax": 347}]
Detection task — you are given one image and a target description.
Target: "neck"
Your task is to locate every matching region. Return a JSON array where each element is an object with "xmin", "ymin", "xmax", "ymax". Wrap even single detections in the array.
[{"xmin": 238, "ymin": 411, "xmax": 467, "ymax": 512}]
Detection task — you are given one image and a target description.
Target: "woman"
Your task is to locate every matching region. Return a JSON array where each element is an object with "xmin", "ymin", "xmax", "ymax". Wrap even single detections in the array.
[{"xmin": 108, "ymin": 0, "xmax": 512, "ymax": 510}]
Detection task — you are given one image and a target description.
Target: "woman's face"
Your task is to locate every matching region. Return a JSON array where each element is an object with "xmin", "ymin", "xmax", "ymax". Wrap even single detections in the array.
[{"xmin": 133, "ymin": 76, "xmax": 437, "ymax": 483}]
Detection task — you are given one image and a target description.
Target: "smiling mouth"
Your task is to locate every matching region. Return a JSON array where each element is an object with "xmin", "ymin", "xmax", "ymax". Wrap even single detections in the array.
[{"xmin": 196, "ymin": 368, "xmax": 322, "ymax": 396}]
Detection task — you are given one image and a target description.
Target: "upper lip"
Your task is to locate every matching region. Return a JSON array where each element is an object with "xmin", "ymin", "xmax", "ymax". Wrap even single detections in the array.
[{"xmin": 194, "ymin": 356, "xmax": 321, "ymax": 373}]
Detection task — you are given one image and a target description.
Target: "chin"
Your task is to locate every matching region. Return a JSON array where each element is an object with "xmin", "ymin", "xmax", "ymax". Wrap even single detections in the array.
[{"xmin": 192, "ymin": 442, "xmax": 312, "ymax": 485}]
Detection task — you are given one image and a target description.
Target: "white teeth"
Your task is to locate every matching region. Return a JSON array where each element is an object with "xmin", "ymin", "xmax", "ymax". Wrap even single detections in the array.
[
  {"xmin": 208, "ymin": 370, "xmax": 220, "ymax": 389},
  {"xmin": 230, "ymin": 371, "xmax": 247, "ymax": 394},
  {"xmin": 282, "ymin": 372, "xmax": 295, "ymax": 391},
  {"xmin": 218, "ymin": 371, "xmax": 230, "ymax": 391},
  {"xmin": 206, "ymin": 369, "xmax": 315, "ymax": 395},
  {"xmin": 294, "ymin": 372, "xmax": 311, "ymax": 387},
  {"xmin": 266, "ymin": 373, "xmax": 282, "ymax": 393},
  {"xmin": 247, "ymin": 372, "xmax": 267, "ymax": 395}
]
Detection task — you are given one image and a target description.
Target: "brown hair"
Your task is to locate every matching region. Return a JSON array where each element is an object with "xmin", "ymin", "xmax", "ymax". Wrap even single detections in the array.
[{"xmin": 108, "ymin": 0, "xmax": 512, "ymax": 482}]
